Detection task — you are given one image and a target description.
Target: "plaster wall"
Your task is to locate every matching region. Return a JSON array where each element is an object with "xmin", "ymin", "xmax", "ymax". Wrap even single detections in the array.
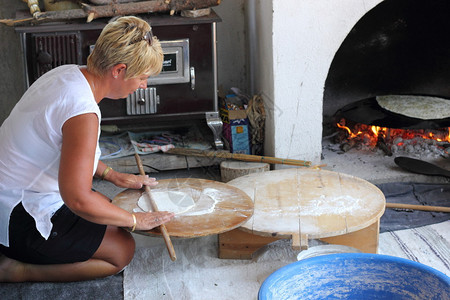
[
  {"xmin": 266, "ymin": 0, "xmax": 382, "ymax": 164},
  {"xmin": 250, "ymin": 0, "xmax": 275, "ymax": 156}
]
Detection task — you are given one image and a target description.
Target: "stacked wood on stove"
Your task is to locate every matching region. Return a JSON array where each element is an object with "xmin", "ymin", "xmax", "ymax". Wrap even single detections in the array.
[
  {"xmin": 2, "ymin": 0, "xmax": 221, "ymax": 26},
  {"xmin": 81, "ymin": 0, "xmax": 221, "ymax": 21}
]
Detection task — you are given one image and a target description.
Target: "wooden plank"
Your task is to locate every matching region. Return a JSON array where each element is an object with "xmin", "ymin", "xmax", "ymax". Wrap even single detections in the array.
[
  {"xmin": 14, "ymin": 9, "xmax": 221, "ymax": 32},
  {"xmin": 218, "ymin": 221, "xmax": 379, "ymax": 259},
  {"xmin": 320, "ymin": 220, "xmax": 380, "ymax": 254},
  {"xmin": 218, "ymin": 228, "xmax": 279, "ymax": 259}
]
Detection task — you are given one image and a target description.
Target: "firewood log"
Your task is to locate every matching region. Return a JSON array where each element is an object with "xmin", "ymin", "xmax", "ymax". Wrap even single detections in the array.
[
  {"xmin": 88, "ymin": 0, "xmax": 142, "ymax": 4},
  {"xmin": 1, "ymin": 0, "xmax": 221, "ymax": 26},
  {"xmin": 376, "ymin": 135, "xmax": 393, "ymax": 156},
  {"xmin": 22, "ymin": 0, "xmax": 40, "ymax": 17}
]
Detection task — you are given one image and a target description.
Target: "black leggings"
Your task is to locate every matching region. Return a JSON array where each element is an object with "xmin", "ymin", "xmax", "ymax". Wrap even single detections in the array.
[{"xmin": 0, "ymin": 202, "xmax": 106, "ymax": 265}]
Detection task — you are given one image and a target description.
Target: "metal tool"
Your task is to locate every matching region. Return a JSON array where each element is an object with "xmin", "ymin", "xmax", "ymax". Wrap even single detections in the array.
[
  {"xmin": 205, "ymin": 111, "xmax": 224, "ymax": 150},
  {"xmin": 394, "ymin": 156, "xmax": 450, "ymax": 178}
]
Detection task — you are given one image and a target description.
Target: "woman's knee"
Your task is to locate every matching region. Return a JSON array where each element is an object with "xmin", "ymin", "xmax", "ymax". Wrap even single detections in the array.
[
  {"xmin": 94, "ymin": 226, "xmax": 135, "ymax": 269},
  {"xmin": 114, "ymin": 227, "xmax": 135, "ymax": 267}
]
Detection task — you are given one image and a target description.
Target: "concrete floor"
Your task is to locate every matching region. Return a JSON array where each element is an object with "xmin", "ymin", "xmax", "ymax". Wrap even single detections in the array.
[
  {"xmin": 321, "ymin": 140, "xmax": 450, "ymax": 185},
  {"xmin": 0, "ymin": 157, "xmax": 448, "ymax": 299}
]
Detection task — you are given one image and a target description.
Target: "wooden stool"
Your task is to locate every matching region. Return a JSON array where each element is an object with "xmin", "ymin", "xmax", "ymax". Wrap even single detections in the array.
[
  {"xmin": 220, "ymin": 160, "xmax": 269, "ymax": 182},
  {"xmin": 219, "ymin": 168, "xmax": 385, "ymax": 259}
]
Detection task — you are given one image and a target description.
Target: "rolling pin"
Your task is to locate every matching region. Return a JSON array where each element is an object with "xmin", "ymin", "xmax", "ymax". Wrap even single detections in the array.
[
  {"xmin": 134, "ymin": 153, "xmax": 177, "ymax": 261},
  {"xmin": 386, "ymin": 203, "xmax": 450, "ymax": 213},
  {"xmin": 166, "ymin": 148, "xmax": 312, "ymax": 167}
]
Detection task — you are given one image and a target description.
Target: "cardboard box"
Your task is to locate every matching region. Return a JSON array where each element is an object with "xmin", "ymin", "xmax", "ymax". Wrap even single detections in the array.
[
  {"xmin": 220, "ymin": 104, "xmax": 250, "ymax": 154},
  {"xmin": 220, "ymin": 94, "xmax": 251, "ymax": 154},
  {"xmin": 220, "ymin": 107, "xmax": 247, "ymax": 124},
  {"xmin": 222, "ymin": 118, "xmax": 251, "ymax": 154}
]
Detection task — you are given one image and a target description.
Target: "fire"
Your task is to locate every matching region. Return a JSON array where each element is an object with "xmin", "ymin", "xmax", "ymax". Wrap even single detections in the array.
[
  {"xmin": 371, "ymin": 126, "xmax": 381, "ymax": 137},
  {"xmin": 335, "ymin": 121, "xmax": 450, "ymax": 156},
  {"xmin": 337, "ymin": 123, "xmax": 450, "ymax": 143},
  {"xmin": 431, "ymin": 127, "xmax": 450, "ymax": 142},
  {"xmin": 336, "ymin": 123, "xmax": 361, "ymax": 138}
]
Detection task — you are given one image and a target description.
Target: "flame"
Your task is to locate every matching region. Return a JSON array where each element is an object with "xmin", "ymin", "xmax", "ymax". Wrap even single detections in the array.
[
  {"xmin": 371, "ymin": 126, "xmax": 382, "ymax": 137},
  {"xmin": 336, "ymin": 123, "xmax": 362, "ymax": 138},
  {"xmin": 337, "ymin": 123, "xmax": 450, "ymax": 145},
  {"xmin": 435, "ymin": 127, "xmax": 450, "ymax": 142}
]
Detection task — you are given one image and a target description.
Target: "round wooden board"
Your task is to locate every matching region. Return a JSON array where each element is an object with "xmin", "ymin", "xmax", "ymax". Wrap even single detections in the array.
[
  {"xmin": 112, "ymin": 178, "xmax": 254, "ymax": 238},
  {"xmin": 227, "ymin": 168, "xmax": 386, "ymax": 239}
]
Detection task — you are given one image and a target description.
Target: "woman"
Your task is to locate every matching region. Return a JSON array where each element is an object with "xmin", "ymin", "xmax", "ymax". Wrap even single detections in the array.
[{"xmin": 0, "ymin": 16, "xmax": 174, "ymax": 282}]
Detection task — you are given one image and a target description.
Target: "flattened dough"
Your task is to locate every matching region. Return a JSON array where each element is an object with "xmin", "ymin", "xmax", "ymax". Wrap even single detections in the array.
[
  {"xmin": 376, "ymin": 95, "xmax": 450, "ymax": 120},
  {"xmin": 138, "ymin": 191, "xmax": 195, "ymax": 215}
]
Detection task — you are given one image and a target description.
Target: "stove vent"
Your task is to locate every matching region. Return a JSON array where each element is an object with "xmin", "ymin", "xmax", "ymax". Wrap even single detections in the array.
[
  {"xmin": 31, "ymin": 32, "xmax": 82, "ymax": 80},
  {"xmin": 126, "ymin": 88, "xmax": 159, "ymax": 115}
]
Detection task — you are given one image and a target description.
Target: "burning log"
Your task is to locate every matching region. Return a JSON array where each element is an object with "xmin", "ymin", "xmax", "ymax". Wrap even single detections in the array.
[
  {"xmin": 0, "ymin": 0, "xmax": 221, "ymax": 26},
  {"xmin": 340, "ymin": 138, "xmax": 356, "ymax": 152},
  {"xmin": 376, "ymin": 134, "xmax": 392, "ymax": 156}
]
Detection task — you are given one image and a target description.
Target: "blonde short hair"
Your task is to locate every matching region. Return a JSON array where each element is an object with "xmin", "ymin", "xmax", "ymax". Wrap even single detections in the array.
[{"xmin": 87, "ymin": 16, "xmax": 163, "ymax": 79}]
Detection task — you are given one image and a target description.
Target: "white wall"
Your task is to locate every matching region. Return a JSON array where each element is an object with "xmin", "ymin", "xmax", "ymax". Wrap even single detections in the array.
[
  {"xmin": 252, "ymin": 0, "xmax": 382, "ymax": 164},
  {"xmin": 251, "ymin": 0, "xmax": 275, "ymax": 156}
]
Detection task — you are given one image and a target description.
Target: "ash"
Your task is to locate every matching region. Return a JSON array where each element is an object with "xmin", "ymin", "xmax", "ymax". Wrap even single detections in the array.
[{"xmin": 321, "ymin": 136, "xmax": 450, "ymax": 185}]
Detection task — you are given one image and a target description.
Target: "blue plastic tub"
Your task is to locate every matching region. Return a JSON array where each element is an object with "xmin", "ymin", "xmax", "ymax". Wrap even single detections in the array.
[{"xmin": 259, "ymin": 253, "xmax": 450, "ymax": 300}]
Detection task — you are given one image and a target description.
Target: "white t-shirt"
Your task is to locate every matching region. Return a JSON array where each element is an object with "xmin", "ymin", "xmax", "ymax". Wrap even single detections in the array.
[{"xmin": 0, "ymin": 65, "xmax": 101, "ymax": 247}]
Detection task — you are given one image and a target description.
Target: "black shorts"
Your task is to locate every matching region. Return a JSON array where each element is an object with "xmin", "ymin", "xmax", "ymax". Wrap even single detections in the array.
[{"xmin": 0, "ymin": 202, "xmax": 106, "ymax": 265}]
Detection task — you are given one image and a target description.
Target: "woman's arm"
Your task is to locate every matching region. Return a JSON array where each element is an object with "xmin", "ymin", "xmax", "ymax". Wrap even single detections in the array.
[
  {"xmin": 58, "ymin": 113, "xmax": 173, "ymax": 229},
  {"xmin": 95, "ymin": 160, "xmax": 158, "ymax": 190}
]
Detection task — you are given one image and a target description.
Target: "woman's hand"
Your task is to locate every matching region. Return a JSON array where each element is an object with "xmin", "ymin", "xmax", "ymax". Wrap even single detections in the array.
[
  {"xmin": 133, "ymin": 211, "xmax": 175, "ymax": 231},
  {"xmin": 108, "ymin": 169, "xmax": 158, "ymax": 189},
  {"xmin": 115, "ymin": 173, "xmax": 158, "ymax": 189}
]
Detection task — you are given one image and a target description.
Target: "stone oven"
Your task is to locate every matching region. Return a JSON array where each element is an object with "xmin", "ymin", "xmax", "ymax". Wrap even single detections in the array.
[{"xmin": 322, "ymin": 0, "xmax": 450, "ymax": 162}]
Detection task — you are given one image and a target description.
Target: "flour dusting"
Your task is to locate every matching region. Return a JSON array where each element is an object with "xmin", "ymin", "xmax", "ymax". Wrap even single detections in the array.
[
  {"xmin": 136, "ymin": 191, "xmax": 195, "ymax": 215},
  {"xmin": 182, "ymin": 188, "xmax": 221, "ymax": 216},
  {"xmin": 299, "ymin": 195, "xmax": 373, "ymax": 216}
]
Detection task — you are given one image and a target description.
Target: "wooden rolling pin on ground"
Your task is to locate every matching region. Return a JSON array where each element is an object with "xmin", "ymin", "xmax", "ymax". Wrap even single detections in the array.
[
  {"xmin": 386, "ymin": 203, "xmax": 450, "ymax": 213},
  {"xmin": 166, "ymin": 148, "xmax": 312, "ymax": 167}
]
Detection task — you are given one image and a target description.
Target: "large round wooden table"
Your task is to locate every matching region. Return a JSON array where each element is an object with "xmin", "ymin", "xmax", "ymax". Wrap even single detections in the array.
[
  {"xmin": 219, "ymin": 168, "xmax": 386, "ymax": 259},
  {"xmin": 112, "ymin": 178, "xmax": 254, "ymax": 238}
]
